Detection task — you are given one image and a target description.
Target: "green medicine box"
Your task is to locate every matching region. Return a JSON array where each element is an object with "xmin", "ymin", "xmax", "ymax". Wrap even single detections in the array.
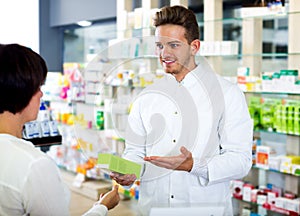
[
  {"xmin": 294, "ymin": 106, "xmax": 300, "ymax": 135},
  {"xmin": 97, "ymin": 153, "xmax": 142, "ymax": 179},
  {"xmin": 287, "ymin": 105, "xmax": 294, "ymax": 135}
]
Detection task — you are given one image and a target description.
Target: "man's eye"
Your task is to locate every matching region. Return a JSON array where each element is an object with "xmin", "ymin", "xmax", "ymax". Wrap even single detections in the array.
[
  {"xmin": 170, "ymin": 43, "xmax": 179, "ymax": 48},
  {"xmin": 156, "ymin": 44, "xmax": 163, "ymax": 49}
]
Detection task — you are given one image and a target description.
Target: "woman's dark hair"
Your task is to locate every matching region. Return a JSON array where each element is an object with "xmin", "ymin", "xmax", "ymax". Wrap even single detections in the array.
[
  {"xmin": 153, "ymin": 5, "xmax": 200, "ymax": 44},
  {"xmin": 0, "ymin": 44, "xmax": 47, "ymax": 114}
]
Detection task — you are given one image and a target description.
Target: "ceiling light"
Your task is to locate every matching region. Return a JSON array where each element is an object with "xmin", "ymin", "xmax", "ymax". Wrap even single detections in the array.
[{"xmin": 77, "ymin": 20, "xmax": 92, "ymax": 27}]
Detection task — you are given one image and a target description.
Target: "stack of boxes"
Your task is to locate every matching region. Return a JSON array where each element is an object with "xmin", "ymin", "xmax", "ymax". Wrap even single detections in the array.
[
  {"xmin": 255, "ymin": 145, "xmax": 300, "ymax": 176},
  {"xmin": 232, "ymin": 180, "xmax": 300, "ymax": 215},
  {"xmin": 248, "ymin": 96, "xmax": 300, "ymax": 135},
  {"xmin": 261, "ymin": 70, "xmax": 299, "ymax": 93}
]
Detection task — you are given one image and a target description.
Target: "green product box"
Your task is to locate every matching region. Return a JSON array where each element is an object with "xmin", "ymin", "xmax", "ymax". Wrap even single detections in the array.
[
  {"xmin": 281, "ymin": 105, "xmax": 288, "ymax": 134},
  {"xmin": 274, "ymin": 104, "xmax": 282, "ymax": 133},
  {"xmin": 284, "ymin": 99, "xmax": 300, "ymax": 135},
  {"xmin": 248, "ymin": 105, "xmax": 260, "ymax": 130},
  {"xmin": 97, "ymin": 153, "xmax": 142, "ymax": 179},
  {"xmin": 124, "ymin": 190, "xmax": 130, "ymax": 197},
  {"xmin": 248, "ymin": 96, "xmax": 260, "ymax": 130},
  {"xmin": 294, "ymin": 106, "xmax": 300, "ymax": 135},
  {"xmin": 96, "ymin": 111, "xmax": 104, "ymax": 130},
  {"xmin": 260, "ymin": 97, "xmax": 280, "ymax": 131},
  {"xmin": 248, "ymin": 96, "xmax": 261, "ymax": 130},
  {"xmin": 287, "ymin": 105, "xmax": 294, "ymax": 135}
]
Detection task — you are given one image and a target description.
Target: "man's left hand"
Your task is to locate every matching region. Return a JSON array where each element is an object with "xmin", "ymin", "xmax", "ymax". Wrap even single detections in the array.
[{"xmin": 144, "ymin": 146, "xmax": 193, "ymax": 172}]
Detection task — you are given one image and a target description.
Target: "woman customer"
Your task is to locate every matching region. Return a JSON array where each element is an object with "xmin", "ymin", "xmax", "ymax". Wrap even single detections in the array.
[{"xmin": 0, "ymin": 43, "xmax": 120, "ymax": 216}]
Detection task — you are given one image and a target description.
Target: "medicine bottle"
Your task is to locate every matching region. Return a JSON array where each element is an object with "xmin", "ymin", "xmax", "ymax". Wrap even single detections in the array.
[{"xmin": 37, "ymin": 101, "xmax": 50, "ymax": 121}]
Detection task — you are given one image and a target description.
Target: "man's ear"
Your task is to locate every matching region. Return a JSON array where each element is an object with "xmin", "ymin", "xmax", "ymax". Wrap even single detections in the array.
[{"xmin": 190, "ymin": 39, "xmax": 200, "ymax": 55}]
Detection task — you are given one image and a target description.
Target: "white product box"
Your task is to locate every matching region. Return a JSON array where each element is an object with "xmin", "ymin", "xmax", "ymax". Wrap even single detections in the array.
[
  {"xmin": 274, "ymin": 197, "xmax": 287, "ymax": 209},
  {"xmin": 267, "ymin": 191, "xmax": 277, "ymax": 205},
  {"xmin": 251, "ymin": 189, "xmax": 259, "ymax": 203},
  {"xmin": 257, "ymin": 194, "xmax": 267, "ymax": 205},
  {"xmin": 268, "ymin": 156, "xmax": 281, "ymax": 171},
  {"xmin": 285, "ymin": 199, "xmax": 300, "ymax": 214},
  {"xmin": 221, "ymin": 41, "xmax": 238, "ymax": 55},
  {"xmin": 231, "ymin": 180, "xmax": 244, "ymax": 199},
  {"xmin": 242, "ymin": 184, "xmax": 253, "ymax": 202}
]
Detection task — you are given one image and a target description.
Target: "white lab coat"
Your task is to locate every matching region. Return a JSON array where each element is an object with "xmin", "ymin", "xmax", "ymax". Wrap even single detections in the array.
[{"xmin": 123, "ymin": 59, "xmax": 253, "ymax": 216}]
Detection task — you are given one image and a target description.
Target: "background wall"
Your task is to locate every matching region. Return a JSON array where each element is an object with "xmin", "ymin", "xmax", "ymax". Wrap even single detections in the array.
[
  {"xmin": 0, "ymin": 0, "xmax": 39, "ymax": 53},
  {"xmin": 49, "ymin": 0, "xmax": 116, "ymax": 27},
  {"xmin": 39, "ymin": 0, "xmax": 63, "ymax": 72},
  {"xmin": 39, "ymin": 0, "xmax": 117, "ymax": 72}
]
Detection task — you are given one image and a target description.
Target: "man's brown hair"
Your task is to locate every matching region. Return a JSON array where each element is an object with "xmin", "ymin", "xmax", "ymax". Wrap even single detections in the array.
[{"xmin": 153, "ymin": 5, "xmax": 200, "ymax": 44}]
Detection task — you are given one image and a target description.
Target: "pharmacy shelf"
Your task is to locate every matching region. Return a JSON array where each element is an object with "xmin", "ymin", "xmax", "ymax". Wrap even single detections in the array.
[
  {"xmin": 253, "ymin": 130, "xmax": 300, "ymax": 137},
  {"xmin": 245, "ymin": 91, "xmax": 300, "ymax": 96},
  {"xmin": 232, "ymin": 197, "xmax": 298, "ymax": 216},
  {"xmin": 199, "ymin": 52, "xmax": 300, "ymax": 58},
  {"xmin": 23, "ymin": 135, "xmax": 62, "ymax": 152},
  {"xmin": 252, "ymin": 165, "xmax": 300, "ymax": 177},
  {"xmin": 24, "ymin": 135, "xmax": 62, "ymax": 147}
]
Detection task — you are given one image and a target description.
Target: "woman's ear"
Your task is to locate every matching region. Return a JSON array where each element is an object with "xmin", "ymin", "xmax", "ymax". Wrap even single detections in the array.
[{"xmin": 191, "ymin": 39, "xmax": 200, "ymax": 55}]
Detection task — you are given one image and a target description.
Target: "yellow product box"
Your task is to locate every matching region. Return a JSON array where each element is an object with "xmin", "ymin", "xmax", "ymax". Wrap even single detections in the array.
[
  {"xmin": 280, "ymin": 156, "xmax": 300, "ymax": 174},
  {"xmin": 281, "ymin": 155, "xmax": 300, "ymax": 164},
  {"xmin": 97, "ymin": 153, "xmax": 142, "ymax": 179}
]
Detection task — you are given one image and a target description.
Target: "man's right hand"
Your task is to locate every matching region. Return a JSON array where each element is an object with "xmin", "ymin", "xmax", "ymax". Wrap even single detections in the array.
[{"xmin": 110, "ymin": 172, "xmax": 136, "ymax": 186}]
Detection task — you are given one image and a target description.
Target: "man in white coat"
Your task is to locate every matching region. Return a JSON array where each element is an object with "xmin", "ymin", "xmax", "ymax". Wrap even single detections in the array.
[{"xmin": 111, "ymin": 5, "xmax": 253, "ymax": 216}]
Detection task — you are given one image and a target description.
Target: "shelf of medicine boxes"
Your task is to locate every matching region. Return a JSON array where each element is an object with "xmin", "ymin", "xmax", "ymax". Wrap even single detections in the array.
[
  {"xmin": 252, "ymin": 165, "xmax": 300, "ymax": 177},
  {"xmin": 245, "ymin": 91, "xmax": 300, "ymax": 136},
  {"xmin": 58, "ymin": 99, "xmax": 127, "ymax": 150},
  {"xmin": 47, "ymin": 101, "xmax": 140, "ymax": 199},
  {"xmin": 44, "ymin": 100, "xmax": 117, "ymax": 176},
  {"xmin": 45, "ymin": 99, "xmax": 104, "ymax": 153},
  {"xmin": 104, "ymin": 33, "xmax": 299, "ymax": 60},
  {"xmin": 235, "ymin": 90, "xmax": 300, "ymax": 211},
  {"xmin": 245, "ymin": 91, "xmax": 300, "ymax": 165},
  {"xmin": 48, "ymin": 83, "xmax": 135, "ymax": 133},
  {"xmin": 245, "ymin": 91, "xmax": 300, "ymax": 96},
  {"xmin": 232, "ymin": 197, "xmax": 299, "ymax": 216}
]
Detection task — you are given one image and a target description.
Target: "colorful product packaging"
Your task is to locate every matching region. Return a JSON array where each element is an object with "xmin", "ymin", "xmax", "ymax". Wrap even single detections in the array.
[{"xmin": 97, "ymin": 153, "xmax": 142, "ymax": 179}]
